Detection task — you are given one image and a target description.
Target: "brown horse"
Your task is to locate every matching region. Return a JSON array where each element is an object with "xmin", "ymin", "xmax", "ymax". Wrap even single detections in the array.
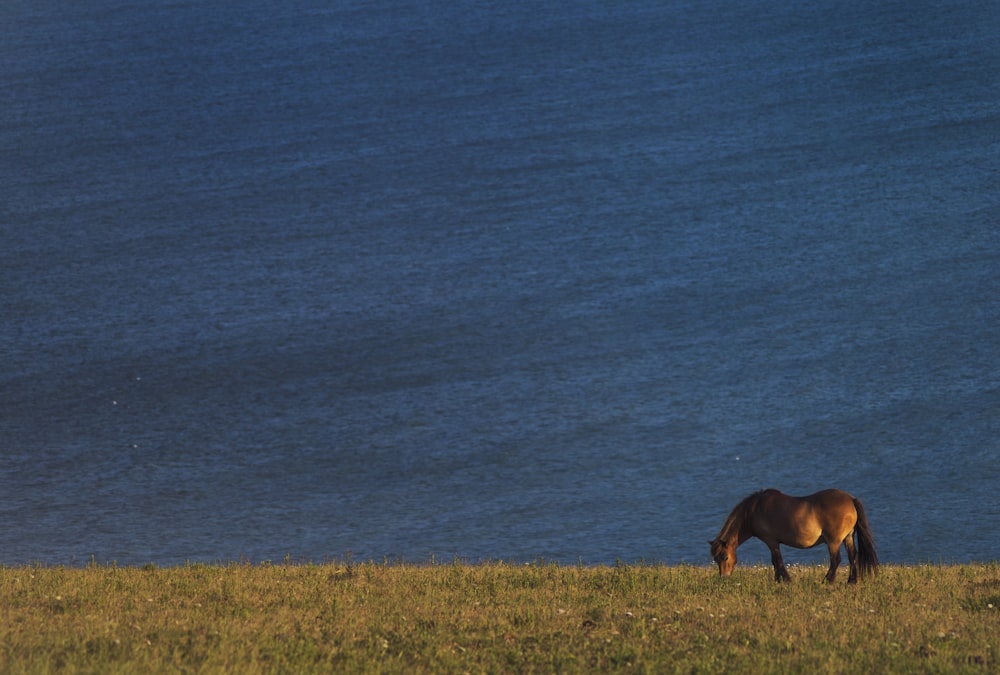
[{"xmin": 709, "ymin": 488, "xmax": 878, "ymax": 583}]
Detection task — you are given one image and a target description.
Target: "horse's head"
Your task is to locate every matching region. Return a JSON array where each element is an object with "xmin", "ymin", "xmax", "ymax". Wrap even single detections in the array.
[{"xmin": 709, "ymin": 538, "xmax": 737, "ymax": 577}]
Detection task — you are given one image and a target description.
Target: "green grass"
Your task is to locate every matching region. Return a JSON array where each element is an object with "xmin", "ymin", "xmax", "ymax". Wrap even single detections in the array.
[{"xmin": 1, "ymin": 561, "xmax": 998, "ymax": 673}]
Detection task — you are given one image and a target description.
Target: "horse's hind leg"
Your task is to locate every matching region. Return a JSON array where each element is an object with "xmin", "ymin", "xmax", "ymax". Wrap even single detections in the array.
[
  {"xmin": 768, "ymin": 544, "xmax": 791, "ymax": 582},
  {"xmin": 825, "ymin": 540, "xmax": 843, "ymax": 583},
  {"xmin": 844, "ymin": 535, "xmax": 859, "ymax": 584}
]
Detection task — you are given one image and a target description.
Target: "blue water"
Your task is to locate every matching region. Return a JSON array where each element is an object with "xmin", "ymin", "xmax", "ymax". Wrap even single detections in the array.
[{"xmin": 2, "ymin": 0, "xmax": 999, "ymax": 567}]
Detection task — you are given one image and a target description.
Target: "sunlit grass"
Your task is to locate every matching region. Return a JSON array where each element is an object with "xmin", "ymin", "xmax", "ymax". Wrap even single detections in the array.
[{"xmin": 1, "ymin": 561, "xmax": 998, "ymax": 672}]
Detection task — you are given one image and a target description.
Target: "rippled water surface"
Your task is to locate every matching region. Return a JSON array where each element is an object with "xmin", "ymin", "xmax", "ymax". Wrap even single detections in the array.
[{"xmin": 2, "ymin": 1, "xmax": 999, "ymax": 566}]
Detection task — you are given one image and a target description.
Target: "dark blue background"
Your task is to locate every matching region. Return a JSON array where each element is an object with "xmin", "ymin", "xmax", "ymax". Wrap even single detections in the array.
[{"xmin": 2, "ymin": 1, "xmax": 999, "ymax": 565}]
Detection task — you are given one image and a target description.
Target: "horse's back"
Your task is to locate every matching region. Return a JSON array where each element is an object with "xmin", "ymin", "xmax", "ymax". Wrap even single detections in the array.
[
  {"xmin": 758, "ymin": 488, "xmax": 854, "ymax": 511},
  {"xmin": 807, "ymin": 488, "xmax": 856, "ymax": 507}
]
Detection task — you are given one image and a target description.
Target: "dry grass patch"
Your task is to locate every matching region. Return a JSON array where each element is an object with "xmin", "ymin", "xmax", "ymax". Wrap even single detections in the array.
[{"xmin": 0, "ymin": 561, "xmax": 998, "ymax": 672}]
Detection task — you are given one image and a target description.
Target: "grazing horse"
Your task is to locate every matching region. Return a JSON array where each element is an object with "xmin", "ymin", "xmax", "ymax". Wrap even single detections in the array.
[{"xmin": 709, "ymin": 488, "xmax": 878, "ymax": 583}]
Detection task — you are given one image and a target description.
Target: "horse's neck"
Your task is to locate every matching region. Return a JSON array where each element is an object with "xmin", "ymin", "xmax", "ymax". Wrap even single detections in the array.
[
  {"xmin": 735, "ymin": 519, "xmax": 753, "ymax": 545},
  {"xmin": 720, "ymin": 511, "xmax": 751, "ymax": 546},
  {"xmin": 722, "ymin": 497, "xmax": 757, "ymax": 546}
]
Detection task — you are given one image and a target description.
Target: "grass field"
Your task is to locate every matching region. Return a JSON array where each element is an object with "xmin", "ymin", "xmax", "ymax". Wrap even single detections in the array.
[{"xmin": 1, "ymin": 561, "xmax": 998, "ymax": 673}]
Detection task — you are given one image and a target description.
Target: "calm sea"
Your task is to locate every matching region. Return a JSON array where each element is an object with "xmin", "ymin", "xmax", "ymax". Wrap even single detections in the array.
[{"xmin": 2, "ymin": 0, "xmax": 999, "ymax": 567}]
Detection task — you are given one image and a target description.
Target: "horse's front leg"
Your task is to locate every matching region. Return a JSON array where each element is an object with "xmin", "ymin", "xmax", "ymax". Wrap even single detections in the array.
[
  {"xmin": 825, "ymin": 541, "xmax": 843, "ymax": 583},
  {"xmin": 768, "ymin": 543, "xmax": 791, "ymax": 582}
]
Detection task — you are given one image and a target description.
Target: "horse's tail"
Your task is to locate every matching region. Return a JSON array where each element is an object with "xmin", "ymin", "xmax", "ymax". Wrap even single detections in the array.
[{"xmin": 853, "ymin": 497, "xmax": 879, "ymax": 579}]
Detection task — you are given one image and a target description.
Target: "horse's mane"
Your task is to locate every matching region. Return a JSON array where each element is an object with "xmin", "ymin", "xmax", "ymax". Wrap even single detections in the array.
[{"xmin": 714, "ymin": 489, "xmax": 772, "ymax": 544}]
